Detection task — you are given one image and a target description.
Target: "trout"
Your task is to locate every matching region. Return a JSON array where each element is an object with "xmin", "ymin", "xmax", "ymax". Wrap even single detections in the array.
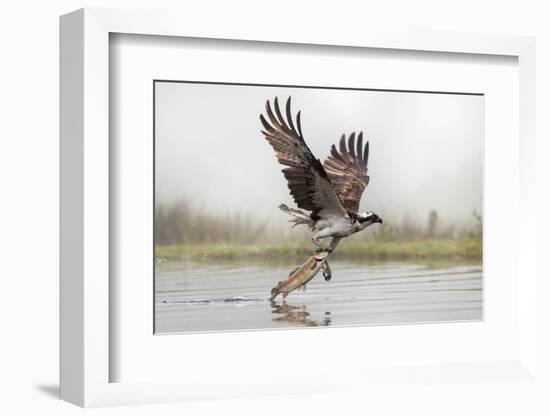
[{"xmin": 269, "ymin": 251, "xmax": 330, "ymax": 301}]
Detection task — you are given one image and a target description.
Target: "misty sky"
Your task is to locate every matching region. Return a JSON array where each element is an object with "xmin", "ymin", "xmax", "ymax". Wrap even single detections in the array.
[{"xmin": 155, "ymin": 82, "xmax": 482, "ymax": 229}]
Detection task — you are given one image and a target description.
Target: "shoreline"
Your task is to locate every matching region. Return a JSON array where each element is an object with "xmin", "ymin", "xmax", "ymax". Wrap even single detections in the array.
[{"xmin": 156, "ymin": 238, "xmax": 482, "ymax": 264}]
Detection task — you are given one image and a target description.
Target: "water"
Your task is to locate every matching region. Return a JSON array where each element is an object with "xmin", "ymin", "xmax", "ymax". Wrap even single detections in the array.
[{"xmin": 155, "ymin": 261, "xmax": 482, "ymax": 334}]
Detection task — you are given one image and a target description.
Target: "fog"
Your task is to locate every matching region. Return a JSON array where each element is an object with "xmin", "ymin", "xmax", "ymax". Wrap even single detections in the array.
[{"xmin": 155, "ymin": 82, "xmax": 482, "ymax": 229}]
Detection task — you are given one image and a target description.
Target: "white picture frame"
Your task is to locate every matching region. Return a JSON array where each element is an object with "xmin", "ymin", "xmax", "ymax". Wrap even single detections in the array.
[{"xmin": 60, "ymin": 7, "xmax": 537, "ymax": 407}]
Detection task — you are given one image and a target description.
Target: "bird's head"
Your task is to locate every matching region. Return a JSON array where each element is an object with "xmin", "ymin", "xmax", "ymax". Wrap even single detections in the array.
[{"xmin": 357, "ymin": 212, "xmax": 383, "ymax": 229}]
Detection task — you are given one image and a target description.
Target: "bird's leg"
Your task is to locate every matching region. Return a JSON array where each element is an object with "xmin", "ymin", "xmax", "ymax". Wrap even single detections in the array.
[
  {"xmin": 322, "ymin": 238, "xmax": 340, "ymax": 281},
  {"xmin": 311, "ymin": 235, "xmax": 328, "ymax": 252},
  {"xmin": 322, "ymin": 261, "xmax": 332, "ymax": 281},
  {"xmin": 329, "ymin": 237, "xmax": 342, "ymax": 252},
  {"xmin": 312, "ymin": 231, "xmax": 341, "ymax": 253}
]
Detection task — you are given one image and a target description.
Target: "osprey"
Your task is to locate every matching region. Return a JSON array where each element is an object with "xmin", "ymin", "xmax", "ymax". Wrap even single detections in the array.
[{"xmin": 260, "ymin": 96, "xmax": 383, "ymax": 263}]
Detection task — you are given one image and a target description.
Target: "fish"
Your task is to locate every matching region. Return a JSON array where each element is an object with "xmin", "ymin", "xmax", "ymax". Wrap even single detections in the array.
[{"xmin": 269, "ymin": 251, "xmax": 330, "ymax": 301}]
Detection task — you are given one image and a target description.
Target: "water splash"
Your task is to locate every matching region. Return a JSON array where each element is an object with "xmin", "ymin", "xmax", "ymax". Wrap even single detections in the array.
[{"xmin": 160, "ymin": 296, "xmax": 264, "ymax": 305}]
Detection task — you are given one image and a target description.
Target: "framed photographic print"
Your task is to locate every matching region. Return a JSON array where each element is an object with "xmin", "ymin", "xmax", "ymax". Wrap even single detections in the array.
[
  {"xmin": 153, "ymin": 80, "xmax": 483, "ymax": 334},
  {"xmin": 60, "ymin": 8, "xmax": 538, "ymax": 407}
]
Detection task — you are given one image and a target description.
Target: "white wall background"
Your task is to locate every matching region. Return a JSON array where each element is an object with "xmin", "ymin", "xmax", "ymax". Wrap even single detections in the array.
[{"xmin": 0, "ymin": 1, "xmax": 548, "ymax": 415}]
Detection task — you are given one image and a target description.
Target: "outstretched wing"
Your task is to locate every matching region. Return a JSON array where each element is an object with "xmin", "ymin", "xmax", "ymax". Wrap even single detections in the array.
[
  {"xmin": 323, "ymin": 133, "xmax": 370, "ymax": 217},
  {"xmin": 260, "ymin": 97, "xmax": 348, "ymax": 218}
]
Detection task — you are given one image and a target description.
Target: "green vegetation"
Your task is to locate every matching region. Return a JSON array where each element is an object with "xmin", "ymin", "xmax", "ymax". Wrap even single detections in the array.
[
  {"xmin": 155, "ymin": 199, "xmax": 482, "ymax": 265},
  {"xmin": 156, "ymin": 237, "xmax": 482, "ymax": 264}
]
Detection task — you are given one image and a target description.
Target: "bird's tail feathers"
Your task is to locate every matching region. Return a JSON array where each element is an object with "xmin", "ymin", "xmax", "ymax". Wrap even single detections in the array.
[{"xmin": 278, "ymin": 204, "xmax": 314, "ymax": 228}]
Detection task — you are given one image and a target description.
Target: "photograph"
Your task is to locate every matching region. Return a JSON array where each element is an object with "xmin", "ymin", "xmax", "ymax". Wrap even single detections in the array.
[{"xmin": 154, "ymin": 81, "xmax": 483, "ymax": 334}]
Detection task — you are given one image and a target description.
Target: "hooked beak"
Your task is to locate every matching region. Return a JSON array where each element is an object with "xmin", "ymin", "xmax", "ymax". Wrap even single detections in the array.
[{"xmin": 374, "ymin": 217, "xmax": 383, "ymax": 224}]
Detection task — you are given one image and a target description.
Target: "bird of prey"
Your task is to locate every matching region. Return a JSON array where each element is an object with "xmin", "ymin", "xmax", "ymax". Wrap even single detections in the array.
[{"xmin": 260, "ymin": 96, "xmax": 382, "ymax": 275}]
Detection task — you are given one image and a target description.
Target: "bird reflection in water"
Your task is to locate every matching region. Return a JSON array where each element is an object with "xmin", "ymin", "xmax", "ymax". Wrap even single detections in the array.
[{"xmin": 270, "ymin": 301, "xmax": 331, "ymax": 327}]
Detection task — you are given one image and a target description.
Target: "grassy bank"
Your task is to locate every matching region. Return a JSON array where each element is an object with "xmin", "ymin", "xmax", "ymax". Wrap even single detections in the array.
[{"xmin": 156, "ymin": 238, "xmax": 482, "ymax": 263}]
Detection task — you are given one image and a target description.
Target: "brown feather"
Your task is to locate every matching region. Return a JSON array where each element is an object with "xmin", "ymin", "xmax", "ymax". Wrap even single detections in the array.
[
  {"xmin": 260, "ymin": 97, "xmax": 346, "ymax": 216},
  {"xmin": 323, "ymin": 133, "xmax": 370, "ymax": 216}
]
